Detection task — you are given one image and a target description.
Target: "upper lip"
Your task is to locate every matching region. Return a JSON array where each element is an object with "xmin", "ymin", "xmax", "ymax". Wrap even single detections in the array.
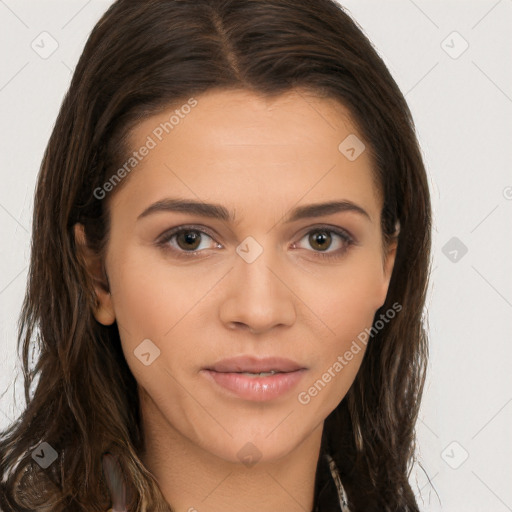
[{"xmin": 204, "ymin": 356, "xmax": 306, "ymax": 373}]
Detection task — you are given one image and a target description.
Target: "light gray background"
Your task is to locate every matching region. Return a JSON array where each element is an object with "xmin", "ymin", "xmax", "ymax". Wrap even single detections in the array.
[{"xmin": 1, "ymin": 1, "xmax": 511, "ymax": 510}]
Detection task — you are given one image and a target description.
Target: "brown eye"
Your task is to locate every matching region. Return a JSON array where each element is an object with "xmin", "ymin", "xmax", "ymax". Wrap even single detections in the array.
[
  {"xmin": 293, "ymin": 226, "xmax": 355, "ymax": 261},
  {"xmin": 175, "ymin": 230, "xmax": 203, "ymax": 251},
  {"xmin": 157, "ymin": 226, "xmax": 220, "ymax": 257},
  {"xmin": 308, "ymin": 230, "xmax": 332, "ymax": 251}
]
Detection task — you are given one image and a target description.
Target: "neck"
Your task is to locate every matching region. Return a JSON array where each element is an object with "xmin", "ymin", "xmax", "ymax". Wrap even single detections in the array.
[{"xmin": 138, "ymin": 389, "xmax": 324, "ymax": 512}]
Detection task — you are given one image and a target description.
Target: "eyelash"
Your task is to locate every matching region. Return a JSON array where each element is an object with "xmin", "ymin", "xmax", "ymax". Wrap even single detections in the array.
[{"xmin": 155, "ymin": 224, "xmax": 356, "ymax": 261}]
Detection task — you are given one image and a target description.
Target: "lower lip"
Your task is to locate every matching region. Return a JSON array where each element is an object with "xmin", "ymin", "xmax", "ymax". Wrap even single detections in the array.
[{"xmin": 201, "ymin": 369, "xmax": 306, "ymax": 401}]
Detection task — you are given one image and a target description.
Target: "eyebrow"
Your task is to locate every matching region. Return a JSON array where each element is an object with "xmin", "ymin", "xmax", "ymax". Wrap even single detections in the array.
[{"xmin": 137, "ymin": 198, "xmax": 371, "ymax": 223}]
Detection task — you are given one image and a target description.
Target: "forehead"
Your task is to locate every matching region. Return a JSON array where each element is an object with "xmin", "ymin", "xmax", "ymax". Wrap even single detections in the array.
[
  {"xmin": 110, "ymin": 88, "xmax": 381, "ymax": 219},
  {"xmin": 132, "ymin": 88, "xmax": 361, "ymax": 150}
]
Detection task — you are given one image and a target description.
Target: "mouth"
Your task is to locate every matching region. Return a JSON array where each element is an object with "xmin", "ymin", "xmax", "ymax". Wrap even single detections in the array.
[{"xmin": 201, "ymin": 356, "xmax": 307, "ymax": 401}]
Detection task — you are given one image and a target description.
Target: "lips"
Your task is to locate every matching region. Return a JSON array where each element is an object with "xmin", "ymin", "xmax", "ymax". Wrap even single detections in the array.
[
  {"xmin": 204, "ymin": 356, "xmax": 306, "ymax": 374},
  {"xmin": 201, "ymin": 356, "xmax": 307, "ymax": 401}
]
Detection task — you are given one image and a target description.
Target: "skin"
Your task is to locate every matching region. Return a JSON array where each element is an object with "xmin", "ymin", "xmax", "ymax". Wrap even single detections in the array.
[{"xmin": 75, "ymin": 88, "xmax": 397, "ymax": 512}]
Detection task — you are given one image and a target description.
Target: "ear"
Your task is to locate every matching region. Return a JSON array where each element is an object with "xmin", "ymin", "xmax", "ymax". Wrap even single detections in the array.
[
  {"xmin": 378, "ymin": 229, "xmax": 399, "ymax": 308},
  {"xmin": 74, "ymin": 223, "xmax": 116, "ymax": 326}
]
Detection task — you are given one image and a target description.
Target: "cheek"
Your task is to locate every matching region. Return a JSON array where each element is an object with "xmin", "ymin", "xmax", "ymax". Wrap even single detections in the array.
[
  {"xmin": 107, "ymin": 250, "xmax": 214, "ymax": 379},
  {"xmin": 297, "ymin": 266, "xmax": 382, "ymax": 413},
  {"xmin": 304, "ymin": 253, "xmax": 386, "ymax": 336},
  {"xmin": 108, "ymin": 250, "xmax": 191, "ymax": 339},
  {"xmin": 301, "ymin": 253, "xmax": 385, "ymax": 398}
]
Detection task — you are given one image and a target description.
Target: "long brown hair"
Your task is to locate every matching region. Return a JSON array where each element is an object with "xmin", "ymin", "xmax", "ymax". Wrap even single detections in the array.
[{"xmin": 0, "ymin": 0, "xmax": 431, "ymax": 510}]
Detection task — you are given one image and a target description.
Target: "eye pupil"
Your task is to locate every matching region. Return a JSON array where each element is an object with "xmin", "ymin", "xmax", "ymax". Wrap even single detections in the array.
[
  {"xmin": 178, "ymin": 230, "xmax": 201, "ymax": 250},
  {"xmin": 309, "ymin": 231, "xmax": 332, "ymax": 251}
]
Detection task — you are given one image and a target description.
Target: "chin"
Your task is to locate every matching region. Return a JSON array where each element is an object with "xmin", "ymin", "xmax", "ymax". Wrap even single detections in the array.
[{"xmin": 192, "ymin": 421, "xmax": 316, "ymax": 467}]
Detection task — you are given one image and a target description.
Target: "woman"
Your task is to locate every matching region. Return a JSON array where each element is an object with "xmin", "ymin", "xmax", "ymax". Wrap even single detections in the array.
[{"xmin": 0, "ymin": 0, "xmax": 431, "ymax": 510}]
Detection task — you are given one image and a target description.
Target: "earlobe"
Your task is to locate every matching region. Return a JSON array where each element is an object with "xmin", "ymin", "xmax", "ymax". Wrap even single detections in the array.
[{"xmin": 74, "ymin": 223, "xmax": 116, "ymax": 326}]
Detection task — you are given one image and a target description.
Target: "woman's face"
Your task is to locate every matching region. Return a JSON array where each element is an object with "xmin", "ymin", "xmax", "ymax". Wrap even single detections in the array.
[{"xmin": 84, "ymin": 88, "xmax": 396, "ymax": 464}]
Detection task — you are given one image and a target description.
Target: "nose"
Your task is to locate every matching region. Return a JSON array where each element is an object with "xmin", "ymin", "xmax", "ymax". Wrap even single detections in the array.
[{"xmin": 218, "ymin": 246, "xmax": 296, "ymax": 335}]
